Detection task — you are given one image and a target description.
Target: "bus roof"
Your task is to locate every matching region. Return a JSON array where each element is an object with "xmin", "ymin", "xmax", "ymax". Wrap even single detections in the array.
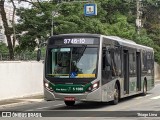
[
  {"xmin": 51, "ymin": 33, "xmax": 153, "ymax": 51},
  {"xmin": 104, "ymin": 35, "xmax": 153, "ymax": 51},
  {"xmin": 53, "ymin": 33, "xmax": 101, "ymax": 38}
]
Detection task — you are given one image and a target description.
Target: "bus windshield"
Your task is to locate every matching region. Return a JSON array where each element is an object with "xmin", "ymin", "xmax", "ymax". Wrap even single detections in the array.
[{"xmin": 46, "ymin": 47, "xmax": 98, "ymax": 78}]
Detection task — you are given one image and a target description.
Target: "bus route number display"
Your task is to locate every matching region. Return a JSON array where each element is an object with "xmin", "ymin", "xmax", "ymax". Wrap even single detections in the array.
[
  {"xmin": 63, "ymin": 38, "xmax": 97, "ymax": 44},
  {"xmin": 64, "ymin": 38, "xmax": 86, "ymax": 44},
  {"xmin": 50, "ymin": 37, "xmax": 99, "ymax": 45}
]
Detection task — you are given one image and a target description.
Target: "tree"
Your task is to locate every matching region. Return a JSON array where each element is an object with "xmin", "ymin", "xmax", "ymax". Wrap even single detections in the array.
[
  {"xmin": 14, "ymin": 0, "xmax": 160, "ymax": 63},
  {"xmin": 0, "ymin": 42, "xmax": 9, "ymax": 53},
  {"xmin": 0, "ymin": 0, "xmax": 45, "ymax": 59},
  {"xmin": 142, "ymin": 0, "xmax": 160, "ymax": 45},
  {"xmin": 15, "ymin": 2, "xmax": 53, "ymax": 52},
  {"xmin": 0, "ymin": 0, "xmax": 14, "ymax": 60}
]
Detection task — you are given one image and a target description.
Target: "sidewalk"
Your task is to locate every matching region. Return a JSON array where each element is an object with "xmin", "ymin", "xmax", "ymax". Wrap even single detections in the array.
[
  {"xmin": 155, "ymin": 79, "xmax": 160, "ymax": 84},
  {"xmin": 0, "ymin": 94, "xmax": 44, "ymax": 109}
]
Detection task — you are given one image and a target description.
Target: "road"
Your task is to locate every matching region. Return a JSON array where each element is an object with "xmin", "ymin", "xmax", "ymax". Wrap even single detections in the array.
[{"xmin": 0, "ymin": 82, "xmax": 160, "ymax": 120}]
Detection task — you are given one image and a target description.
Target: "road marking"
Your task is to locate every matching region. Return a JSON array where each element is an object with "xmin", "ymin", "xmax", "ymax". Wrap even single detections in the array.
[
  {"xmin": 19, "ymin": 99, "xmax": 44, "ymax": 102},
  {"xmin": 150, "ymin": 95, "xmax": 160, "ymax": 100},
  {"xmin": 36, "ymin": 106, "xmax": 51, "ymax": 110}
]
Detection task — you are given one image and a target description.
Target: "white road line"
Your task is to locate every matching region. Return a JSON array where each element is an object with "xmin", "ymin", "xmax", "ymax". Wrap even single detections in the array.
[
  {"xmin": 19, "ymin": 99, "xmax": 44, "ymax": 102},
  {"xmin": 36, "ymin": 106, "xmax": 51, "ymax": 110},
  {"xmin": 150, "ymin": 95, "xmax": 160, "ymax": 100}
]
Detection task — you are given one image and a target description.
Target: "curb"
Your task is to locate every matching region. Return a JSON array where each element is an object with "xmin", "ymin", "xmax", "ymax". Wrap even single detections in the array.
[
  {"xmin": 0, "ymin": 99, "xmax": 44, "ymax": 109},
  {"xmin": 0, "ymin": 94, "xmax": 44, "ymax": 109}
]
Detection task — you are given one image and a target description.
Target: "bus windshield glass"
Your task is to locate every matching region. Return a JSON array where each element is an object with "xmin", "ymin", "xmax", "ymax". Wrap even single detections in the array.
[{"xmin": 46, "ymin": 47, "xmax": 98, "ymax": 78}]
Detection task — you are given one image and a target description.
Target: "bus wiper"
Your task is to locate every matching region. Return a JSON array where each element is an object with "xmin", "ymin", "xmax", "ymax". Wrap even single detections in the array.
[{"xmin": 47, "ymin": 74, "xmax": 69, "ymax": 76}]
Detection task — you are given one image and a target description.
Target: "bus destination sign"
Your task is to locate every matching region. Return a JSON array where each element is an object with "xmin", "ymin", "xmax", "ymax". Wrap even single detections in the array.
[
  {"xmin": 64, "ymin": 38, "xmax": 89, "ymax": 44},
  {"xmin": 50, "ymin": 37, "xmax": 99, "ymax": 45}
]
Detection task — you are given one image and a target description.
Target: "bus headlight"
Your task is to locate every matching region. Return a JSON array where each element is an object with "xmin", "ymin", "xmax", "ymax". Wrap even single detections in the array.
[
  {"xmin": 44, "ymin": 81, "xmax": 53, "ymax": 92},
  {"xmin": 44, "ymin": 82, "xmax": 49, "ymax": 88},
  {"xmin": 93, "ymin": 82, "xmax": 98, "ymax": 88},
  {"xmin": 87, "ymin": 81, "xmax": 99, "ymax": 92}
]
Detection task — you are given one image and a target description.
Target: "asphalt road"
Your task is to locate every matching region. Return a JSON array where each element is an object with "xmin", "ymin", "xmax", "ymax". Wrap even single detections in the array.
[{"xmin": 0, "ymin": 82, "xmax": 160, "ymax": 120}]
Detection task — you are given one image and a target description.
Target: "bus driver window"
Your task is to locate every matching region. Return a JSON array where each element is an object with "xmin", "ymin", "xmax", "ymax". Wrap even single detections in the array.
[{"xmin": 102, "ymin": 48, "xmax": 112, "ymax": 80}]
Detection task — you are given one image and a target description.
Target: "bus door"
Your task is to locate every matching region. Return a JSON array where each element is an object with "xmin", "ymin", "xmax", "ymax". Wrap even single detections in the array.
[
  {"xmin": 136, "ymin": 52, "xmax": 141, "ymax": 91},
  {"xmin": 123, "ymin": 50, "xmax": 129, "ymax": 94}
]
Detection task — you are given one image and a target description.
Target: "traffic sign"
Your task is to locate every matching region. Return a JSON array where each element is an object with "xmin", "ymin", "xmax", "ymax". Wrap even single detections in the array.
[{"xmin": 84, "ymin": 4, "xmax": 97, "ymax": 16}]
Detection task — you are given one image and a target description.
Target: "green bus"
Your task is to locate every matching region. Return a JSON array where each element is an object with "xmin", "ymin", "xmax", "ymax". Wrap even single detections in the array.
[{"xmin": 40, "ymin": 33, "xmax": 154, "ymax": 106}]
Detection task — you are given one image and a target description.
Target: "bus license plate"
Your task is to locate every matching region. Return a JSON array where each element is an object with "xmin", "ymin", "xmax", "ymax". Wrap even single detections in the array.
[{"xmin": 64, "ymin": 97, "xmax": 75, "ymax": 101}]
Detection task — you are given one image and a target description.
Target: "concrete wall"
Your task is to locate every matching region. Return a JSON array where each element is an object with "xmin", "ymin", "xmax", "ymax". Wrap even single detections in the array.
[
  {"xmin": 154, "ymin": 62, "xmax": 160, "ymax": 80},
  {"xmin": 0, "ymin": 61, "xmax": 159, "ymax": 101},
  {"xmin": 0, "ymin": 61, "xmax": 43, "ymax": 101}
]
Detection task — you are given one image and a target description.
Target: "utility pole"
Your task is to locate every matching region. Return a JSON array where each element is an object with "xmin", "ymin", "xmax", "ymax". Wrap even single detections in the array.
[
  {"xmin": 51, "ymin": 0, "xmax": 62, "ymax": 36},
  {"xmin": 51, "ymin": 11, "xmax": 54, "ymax": 36},
  {"xmin": 136, "ymin": 0, "xmax": 143, "ymax": 34}
]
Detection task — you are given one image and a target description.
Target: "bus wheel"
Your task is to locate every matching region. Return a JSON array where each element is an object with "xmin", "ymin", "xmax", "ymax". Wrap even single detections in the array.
[
  {"xmin": 111, "ymin": 84, "xmax": 119, "ymax": 105},
  {"xmin": 64, "ymin": 101, "xmax": 75, "ymax": 106},
  {"xmin": 142, "ymin": 81, "xmax": 147, "ymax": 96}
]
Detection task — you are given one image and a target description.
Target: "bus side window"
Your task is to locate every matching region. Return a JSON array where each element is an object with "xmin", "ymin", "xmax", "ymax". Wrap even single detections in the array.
[
  {"xmin": 103, "ymin": 48, "xmax": 119, "ymax": 77},
  {"xmin": 102, "ymin": 48, "xmax": 112, "ymax": 80},
  {"xmin": 102, "ymin": 48, "xmax": 111, "ymax": 70},
  {"xmin": 146, "ymin": 52, "xmax": 153, "ymax": 74},
  {"xmin": 142, "ymin": 51, "xmax": 147, "ymax": 72},
  {"xmin": 110, "ymin": 50, "xmax": 117, "ymax": 77},
  {"xmin": 129, "ymin": 52, "xmax": 136, "ymax": 76},
  {"xmin": 105, "ymin": 50, "xmax": 111, "ymax": 71},
  {"xmin": 115, "ymin": 50, "xmax": 121, "ymax": 76},
  {"xmin": 102, "ymin": 50, "xmax": 106, "ymax": 70}
]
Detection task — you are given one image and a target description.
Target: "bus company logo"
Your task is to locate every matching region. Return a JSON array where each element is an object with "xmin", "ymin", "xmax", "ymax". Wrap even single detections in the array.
[
  {"xmin": 68, "ymin": 87, "xmax": 71, "ymax": 91},
  {"xmin": 2, "ymin": 112, "xmax": 12, "ymax": 117}
]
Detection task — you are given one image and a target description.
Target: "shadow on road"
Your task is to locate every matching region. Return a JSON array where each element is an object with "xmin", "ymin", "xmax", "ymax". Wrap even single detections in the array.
[{"xmin": 49, "ymin": 93, "xmax": 153, "ymax": 110}]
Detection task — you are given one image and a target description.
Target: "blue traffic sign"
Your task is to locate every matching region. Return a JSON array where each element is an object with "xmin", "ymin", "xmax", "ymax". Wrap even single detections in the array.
[{"xmin": 84, "ymin": 4, "xmax": 97, "ymax": 16}]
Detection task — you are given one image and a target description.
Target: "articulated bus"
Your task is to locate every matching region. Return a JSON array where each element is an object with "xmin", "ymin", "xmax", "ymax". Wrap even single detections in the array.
[{"xmin": 42, "ymin": 33, "xmax": 154, "ymax": 106}]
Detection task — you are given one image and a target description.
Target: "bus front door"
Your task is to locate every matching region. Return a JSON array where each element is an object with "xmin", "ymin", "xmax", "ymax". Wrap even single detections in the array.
[
  {"xmin": 123, "ymin": 50, "xmax": 129, "ymax": 94},
  {"xmin": 136, "ymin": 52, "xmax": 141, "ymax": 91}
]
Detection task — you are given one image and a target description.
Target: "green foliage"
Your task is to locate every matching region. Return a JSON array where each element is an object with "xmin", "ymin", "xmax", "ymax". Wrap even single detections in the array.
[
  {"xmin": 0, "ymin": 42, "xmax": 9, "ymax": 53},
  {"xmin": 15, "ymin": 3, "xmax": 54, "ymax": 52},
  {"xmin": 14, "ymin": 0, "xmax": 160, "ymax": 63},
  {"xmin": 106, "ymin": 14, "xmax": 136, "ymax": 39}
]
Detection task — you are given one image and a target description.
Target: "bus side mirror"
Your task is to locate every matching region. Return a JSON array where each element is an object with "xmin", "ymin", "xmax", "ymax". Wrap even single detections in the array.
[{"xmin": 37, "ymin": 48, "xmax": 41, "ymax": 61}]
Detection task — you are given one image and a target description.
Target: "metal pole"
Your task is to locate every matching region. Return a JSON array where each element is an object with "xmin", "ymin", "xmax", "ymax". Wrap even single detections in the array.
[
  {"xmin": 136, "ymin": 0, "xmax": 143, "ymax": 35},
  {"xmin": 137, "ymin": 0, "xmax": 140, "ymax": 34},
  {"xmin": 51, "ymin": 11, "xmax": 53, "ymax": 36}
]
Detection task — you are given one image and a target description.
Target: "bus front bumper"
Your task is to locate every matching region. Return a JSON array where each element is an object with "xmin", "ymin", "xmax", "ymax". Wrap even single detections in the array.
[{"xmin": 44, "ymin": 88, "xmax": 101, "ymax": 102}]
